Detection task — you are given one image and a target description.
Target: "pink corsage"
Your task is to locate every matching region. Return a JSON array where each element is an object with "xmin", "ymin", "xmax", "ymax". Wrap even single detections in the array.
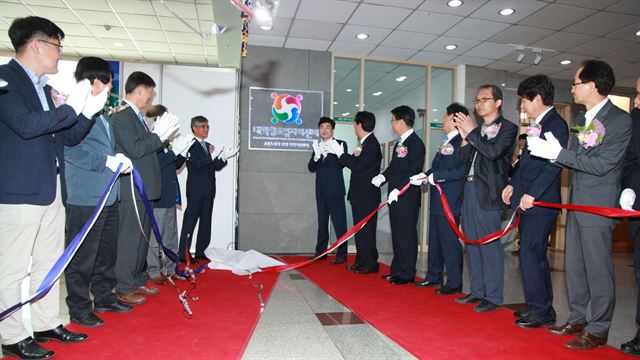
[
  {"xmin": 526, "ymin": 123, "xmax": 541, "ymax": 137},
  {"xmin": 353, "ymin": 146, "xmax": 362, "ymax": 157},
  {"xmin": 482, "ymin": 123, "xmax": 501, "ymax": 139},
  {"xmin": 396, "ymin": 144, "xmax": 408, "ymax": 158},
  {"xmin": 51, "ymin": 87, "xmax": 67, "ymax": 108},
  {"xmin": 208, "ymin": 144, "xmax": 215, "ymax": 154},
  {"xmin": 576, "ymin": 118, "xmax": 605, "ymax": 149}
]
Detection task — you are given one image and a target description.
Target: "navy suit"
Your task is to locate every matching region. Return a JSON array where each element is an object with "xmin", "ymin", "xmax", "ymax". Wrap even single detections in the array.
[
  {"xmin": 338, "ymin": 134, "xmax": 382, "ymax": 270},
  {"xmin": 178, "ymin": 140, "xmax": 227, "ymax": 260},
  {"xmin": 308, "ymin": 139, "xmax": 349, "ymax": 259},
  {"xmin": 425, "ymin": 134, "xmax": 465, "ymax": 288},
  {"xmin": 509, "ymin": 108, "xmax": 568, "ymax": 316}
]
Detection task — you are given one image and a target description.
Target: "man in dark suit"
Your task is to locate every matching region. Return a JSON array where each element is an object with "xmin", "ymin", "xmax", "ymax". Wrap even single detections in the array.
[
  {"xmin": 529, "ymin": 60, "xmax": 631, "ymax": 350},
  {"xmin": 373, "ymin": 105, "xmax": 426, "ymax": 285},
  {"xmin": 0, "ymin": 17, "xmax": 107, "ymax": 359},
  {"xmin": 112, "ymin": 71, "xmax": 179, "ymax": 305},
  {"xmin": 64, "ymin": 57, "xmax": 134, "ymax": 329},
  {"xmin": 327, "ymin": 111, "xmax": 382, "ymax": 273},
  {"xmin": 178, "ymin": 116, "xmax": 237, "ymax": 263},
  {"xmin": 502, "ymin": 75, "xmax": 568, "ymax": 328},
  {"xmin": 308, "ymin": 117, "xmax": 349, "ymax": 264},
  {"xmin": 453, "ymin": 84, "xmax": 518, "ymax": 312},
  {"xmin": 410, "ymin": 103, "xmax": 467, "ymax": 295},
  {"xmin": 619, "ymin": 77, "xmax": 640, "ymax": 357}
]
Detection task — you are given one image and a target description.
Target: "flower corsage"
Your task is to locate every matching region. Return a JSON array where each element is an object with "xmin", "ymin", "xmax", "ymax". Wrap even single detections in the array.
[
  {"xmin": 572, "ymin": 119, "xmax": 605, "ymax": 149},
  {"xmin": 396, "ymin": 144, "xmax": 408, "ymax": 158},
  {"xmin": 483, "ymin": 123, "xmax": 501, "ymax": 139},
  {"xmin": 526, "ymin": 123, "xmax": 541, "ymax": 137}
]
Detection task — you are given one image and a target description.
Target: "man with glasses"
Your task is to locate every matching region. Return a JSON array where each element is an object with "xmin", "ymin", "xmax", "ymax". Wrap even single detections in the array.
[
  {"xmin": 529, "ymin": 60, "xmax": 631, "ymax": 350},
  {"xmin": 453, "ymin": 85, "xmax": 518, "ymax": 312},
  {"xmin": 0, "ymin": 16, "xmax": 107, "ymax": 359}
]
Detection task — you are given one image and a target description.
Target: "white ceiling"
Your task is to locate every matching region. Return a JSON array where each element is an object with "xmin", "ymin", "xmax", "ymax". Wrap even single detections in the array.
[{"xmin": 0, "ymin": 0, "xmax": 638, "ymax": 87}]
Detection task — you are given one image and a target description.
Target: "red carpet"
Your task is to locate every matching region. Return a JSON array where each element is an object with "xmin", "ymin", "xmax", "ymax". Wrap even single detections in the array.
[
  {"xmin": 284, "ymin": 255, "xmax": 628, "ymax": 359},
  {"xmin": 30, "ymin": 270, "xmax": 278, "ymax": 360}
]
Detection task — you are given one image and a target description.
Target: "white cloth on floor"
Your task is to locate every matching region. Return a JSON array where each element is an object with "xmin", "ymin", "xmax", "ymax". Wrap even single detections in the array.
[{"xmin": 205, "ymin": 247, "xmax": 284, "ymax": 276}]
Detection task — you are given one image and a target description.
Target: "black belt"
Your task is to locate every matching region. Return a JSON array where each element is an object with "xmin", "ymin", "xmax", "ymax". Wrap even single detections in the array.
[{"xmin": 466, "ymin": 175, "xmax": 474, "ymax": 181}]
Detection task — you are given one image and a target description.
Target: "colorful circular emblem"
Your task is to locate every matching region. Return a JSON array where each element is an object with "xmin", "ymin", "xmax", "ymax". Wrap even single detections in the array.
[{"xmin": 271, "ymin": 92, "xmax": 303, "ymax": 124}]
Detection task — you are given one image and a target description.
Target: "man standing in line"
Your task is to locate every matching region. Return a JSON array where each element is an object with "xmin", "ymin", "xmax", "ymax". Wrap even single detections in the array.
[
  {"xmin": 308, "ymin": 117, "xmax": 349, "ymax": 264},
  {"xmin": 453, "ymin": 85, "xmax": 518, "ymax": 312},
  {"xmin": 529, "ymin": 60, "xmax": 631, "ymax": 350},
  {"xmin": 327, "ymin": 111, "xmax": 382, "ymax": 273},
  {"xmin": 0, "ymin": 16, "xmax": 106, "ymax": 359},
  {"xmin": 502, "ymin": 75, "xmax": 568, "ymax": 328},
  {"xmin": 373, "ymin": 105, "xmax": 426, "ymax": 285},
  {"xmin": 410, "ymin": 103, "xmax": 468, "ymax": 295}
]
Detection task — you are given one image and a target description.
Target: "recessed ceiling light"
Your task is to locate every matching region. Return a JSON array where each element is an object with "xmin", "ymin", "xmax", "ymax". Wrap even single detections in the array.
[
  {"xmin": 444, "ymin": 44, "xmax": 457, "ymax": 50},
  {"xmin": 447, "ymin": 0, "xmax": 463, "ymax": 7},
  {"xmin": 372, "ymin": 91, "xmax": 382, "ymax": 96},
  {"xmin": 346, "ymin": 88, "xmax": 352, "ymax": 92},
  {"xmin": 356, "ymin": 33, "xmax": 369, "ymax": 40},
  {"xmin": 499, "ymin": 8, "xmax": 515, "ymax": 16},
  {"xmin": 114, "ymin": 42, "xmax": 124, "ymax": 47},
  {"xmin": 342, "ymin": 112, "xmax": 350, "ymax": 116},
  {"xmin": 333, "ymin": 101, "xmax": 338, "ymax": 104},
  {"xmin": 560, "ymin": 60, "xmax": 572, "ymax": 65},
  {"xmin": 259, "ymin": 24, "xmax": 272, "ymax": 31},
  {"xmin": 432, "ymin": 109, "xmax": 438, "ymax": 112},
  {"xmin": 395, "ymin": 76, "xmax": 407, "ymax": 82},
  {"xmin": 355, "ymin": 104, "xmax": 360, "ymax": 107},
  {"xmin": 636, "ymin": 30, "xmax": 640, "ymax": 36}
]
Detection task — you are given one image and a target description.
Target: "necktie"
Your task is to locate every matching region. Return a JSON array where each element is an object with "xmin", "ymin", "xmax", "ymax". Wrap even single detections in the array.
[
  {"xmin": 136, "ymin": 112, "xmax": 148, "ymax": 132},
  {"xmin": 201, "ymin": 140, "xmax": 208, "ymax": 153},
  {"xmin": 442, "ymin": 134, "xmax": 448, "ymax": 144}
]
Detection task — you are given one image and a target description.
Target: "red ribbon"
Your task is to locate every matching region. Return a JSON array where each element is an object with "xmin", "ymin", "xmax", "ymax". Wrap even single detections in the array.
[{"xmin": 532, "ymin": 201, "xmax": 640, "ymax": 217}]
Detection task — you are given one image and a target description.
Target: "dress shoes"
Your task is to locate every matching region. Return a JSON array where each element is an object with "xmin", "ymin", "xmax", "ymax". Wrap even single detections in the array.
[
  {"xmin": 513, "ymin": 310, "xmax": 529, "ymax": 318},
  {"xmin": 414, "ymin": 280, "xmax": 440, "ymax": 288},
  {"xmin": 621, "ymin": 337, "xmax": 640, "ymax": 356},
  {"xmin": 179, "ymin": 258, "xmax": 199, "ymax": 265},
  {"xmin": 455, "ymin": 294, "xmax": 481, "ymax": 304},
  {"xmin": 381, "ymin": 274, "xmax": 396, "ymax": 280},
  {"xmin": 149, "ymin": 274, "xmax": 168, "ymax": 286},
  {"xmin": 34, "ymin": 325, "xmax": 88, "ymax": 343},
  {"xmin": 390, "ymin": 278, "xmax": 413, "ymax": 285},
  {"xmin": 116, "ymin": 291, "xmax": 146, "ymax": 305},
  {"xmin": 170, "ymin": 273, "xmax": 187, "ymax": 281},
  {"xmin": 436, "ymin": 285, "xmax": 462, "ymax": 295},
  {"xmin": 94, "ymin": 301, "xmax": 133, "ymax": 313},
  {"xmin": 2, "ymin": 337, "xmax": 54, "ymax": 359},
  {"xmin": 355, "ymin": 267, "xmax": 379, "ymax": 275},
  {"xmin": 474, "ymin": 300, "xmax": 500, "ymax": 313},
  {"xmin": 345, "ymin": 264, "xmax": 361, "ymax": 271},
  {"xmin": 515, "ymin": 311, "xmax": 556, "ymax": 329},
  {"xmin": 194, "ymin": 255, "xmax": 210, "ymax": 262},
  {"xmin": 331, "ymin": 258, "xmax": 347, "ymax": 265},
  {"xmin": 134, "ymin": 285, "xmax": 159, "ymax": 296},
  {"xmin": 70, "ymin": 312, "xmax": 104, "ymax": 328},
  {"xmin": 564, "ymin": 331, "xmax": 607, "ymax": 350},
  {"xmin": 548, "ymin": 322, "xmax": 587, "ymax": 336}
]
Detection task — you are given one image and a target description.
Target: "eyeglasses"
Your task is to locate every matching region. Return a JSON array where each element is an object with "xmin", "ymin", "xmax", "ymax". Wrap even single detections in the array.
[
  {"xmin": 572, "ymin": 81, "xmax": 587, "ymax": 87},
  {"xmin": 473, "ymin": 97, "xmax": 494, "ymax": 104},
  {"xmin": 195, "ymin": 124, "xmax": 209, "ymax": 129},
  {"xmin": 38, "ymin": 39, "xmax": 63, "ymax": 52}
]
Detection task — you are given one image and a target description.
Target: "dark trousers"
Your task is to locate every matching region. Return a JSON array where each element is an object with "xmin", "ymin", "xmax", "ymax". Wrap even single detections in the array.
[
  {"xmin": 519, "ymin": 213, "xmax": 556, "ymax": 316},
  {"xmin": 631, "ymin": 219, "xmax": 640, "ymax": 338},
  {"xmin": 426, "ymin": 214, "xmax": 463, "ymax": 289},
  {"xmin": 351, "ymin": 196, "xmax": 379, "ymax": 270},
  {"xmin": 179, "ymin": 195, "xmax": 214, "ymax": 260},
  {"xmin": 388, "ymin": 195, "xmax": 420, "ymax": 280},
  {"xmin": 65, "ymin": 204, "xmax": 119, "ymax": 317},
  {"xmin": 115, "ymin": 184, "xmax": 152, "ymax": 293},
  {"xmin": 315, "ymin": 195, "xmax": 348, "ymax": 259}
]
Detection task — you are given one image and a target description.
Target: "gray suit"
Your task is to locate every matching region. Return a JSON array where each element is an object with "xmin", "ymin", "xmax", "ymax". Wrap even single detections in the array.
[{"xmin": 555, "ymin": 99, "xmax": 631, "ymax": 337}]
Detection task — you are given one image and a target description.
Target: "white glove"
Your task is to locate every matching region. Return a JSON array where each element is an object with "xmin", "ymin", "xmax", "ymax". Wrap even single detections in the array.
[
  {"xmin": 326, "ymin": 139, "xmax": 344, "ymax": 157},
  {"xmin": 105, "ymin": 153, "xmax": 132, "ymax": 174},
  {"xmin": 427, "ymin": 173, "xmax": 435, "ymax": 185},
  {"xmin": 312, "ymin": 140, "xmax": 321, "ymax": 162},
  {"xmin": 371, "ymin": 174, "xmax": 386, "ymax": 188},
  {"xmin": 172, "ymin": 136, "xmax": 195, "ymax": 157},
  {"xmin": 65, "ymin": 79, "xmax": 91, "ymax": 116},
  {"xmin": 409, "ymin": 173, "xmax": 426, "ymax": 186},
  {"xmin": 222, "ymin": 147, "xmax": 239, "ymax": 160},
  {"xmin": 82, "ymin": 86, "xmax": 110, "ymax": 118},
  {"xmin": 210, "ymin": 145, "xmax": 224, "ymax": 160},
  {"xmin": 0, "ymin": 78, "xmax": 7, "ymax": 87},
  {"xmin": 620, "ymin": 188, "xmax": 636, "ymax": 210},
  {"xmin": 527, "ymin": 132, "xmax": 562, "ymax": 160},
  {"xmin": 153, "ymin": 112, "xmax": 180, "ymax": 141},
  {"xmin": 387, "ymin": 188, "xmax": 400, "ymax": 204}
]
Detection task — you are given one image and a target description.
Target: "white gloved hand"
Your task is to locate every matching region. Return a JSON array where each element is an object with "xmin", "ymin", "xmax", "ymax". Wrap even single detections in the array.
[
  {"xmin": 312, "ymin": 140, "xmax": 321, "ymax": 162},
  {"xmin": 387, "ymin": 188, "xmax": 400, "ymax": 204},
  {"xmin": 65, "ymin": 79, "xmax": 91, "ymax": 116},
  {"xmin": 326, "ymin": 139, "xmax": 344, "ymax": 157},
  {"xmin": 172, "ymin": 136, "xmax": 195, "ymax": 157},
  {"xmin": 105, "ymin": 153, "xmax": 132, "ymax": 174},
  {"xmin": 527, "ymin": 132, "xmax": 562, "ymax": 160},
  {"xmin": 620, "ymin": 188, "xmax": 636, "ymax": 210},
  {"xmin": 427, "ymin": 173, "xmax": 435, "ymax": 186},
  {"xmin": 371, "ymin": 174, "xmax": 386, "ymax": 188},
  {"xmin": 222, "ymin": 147, "xmax": 239, "ymax": 160},
  {"xmin": 153, "ymin": 112, "xmax": 180, "ymax": 141},
  {"xmin": 210, "ymin": 145, "xmax": 224, "ymax": 160},
  {"xmin": 409, "ymin": 173, "xmax": 427, "ymax": 186},
  {"xmin": 82, "ymin": 86, "xmax": 110, "ymax": 118},
  {"xmin": 0, "ymin": 78, "xmax": 7, "ymax": 88}
]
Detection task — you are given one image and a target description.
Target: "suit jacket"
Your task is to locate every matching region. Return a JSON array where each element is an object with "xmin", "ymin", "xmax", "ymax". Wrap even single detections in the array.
[
  {"xmin": 65, "ymin": 114, "xmax": 120, "ymax": 207},
  {"xmin": 510, "ymin": 108, "xmax": 569, "ymax": 216},
  {"xmin": 338, "ymin": 134, "xmax": 382, "ymax": 205},
  {"xmin": 382, "ymin": 132, "xmax": 426, "ymax": 204},
  {"xmin": 112, "ymin": 105, "xmax": 165, "ymax": 201},
  {"xmin": 429, "ymin": 134, "xmax": 465, "ymax": 216},
  {"xmin": 622, "ymin": 108, "xmax": 640, "ymax": 207},
  {"xmin": 185, "ymin": 140, "xmax": 227, "ymax": 198},
  {"xmin": 308, "ymin": 139, "xmax": 348, "ymax": 200},
  {"xmin": 458, "ymin": 115, "xmax": 518, "ymax": 210},
  {"xmin": 556, "ymin": 100, "xmax": 632, "ymax": 226},
  {"xmin": 0, "ymin": 59, "xmax": 93, "ymax": 205},
  {"xmin": 155, "ymin": 148, "xmax": 186, "ymax": 208}
]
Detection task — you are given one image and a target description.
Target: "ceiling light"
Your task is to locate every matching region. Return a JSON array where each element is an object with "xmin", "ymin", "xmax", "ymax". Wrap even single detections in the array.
[
  {"xmin": 395, "ymin": 76, "xmax": 407, "ymax": 82},
  {"xmin": 636, "ymin": 30, "xmax": 640, "ymax": 36},
  {"xmin": 259, "ymin": 24, "xmax": 272, "ymax": 31},
  {"xmin": 447, "ymin": 0, "xmax": 463, "ymax": 7},
  {"xmin": 346, "ymin": 88, "xmax": 352, "ymax": 92},
  {"xmin": 333, "ymin": 101, "xmax": 338, "ymax": 104},
  {"xmin": 372, "ymin": 91, "xmax": 382, "ymax": 96},
  {"xmin": 355, "ymin": 104, "xmax": 360, "ymax": 107},
  {"xmin": 342, "ymin": 112, "xmax": 350, "ymax": 116},
  {"xmin": 515, "ymin": 46, "xmax": 525, "ymax": 63},
  {"xmin": 356, "ymin": 33, "xmax": 369, "ymax": 40},
  {"xmin": 499, "ymin": 8, "xmax": 515, "ymax": 16},
  {"xmin": 533, "ymin": 49, "xmax": 542, "ymax": 65},
  {"xmin": 444, "ymin": 44, "xmax": 457, "ymax": 50},
  {"xmin": 254, "ymin": 7, "xmax": 272, "ymax": 21},
  {"xmin": 560, "ymin": 59, "xmax": 572, "ymax": 65},
  {"xmin": 114, "ymin": 42, "xmax": 124, "ymax": 47}
]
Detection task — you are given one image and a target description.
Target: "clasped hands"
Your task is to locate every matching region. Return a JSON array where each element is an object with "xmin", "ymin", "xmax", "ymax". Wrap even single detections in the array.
[
  {"xmin": 312, "ymin": 139, "xmax": 343, "ymax": 161},
  {"xmin": 105, "ymin": 153, "xmax": 133, "ymax": 174}
]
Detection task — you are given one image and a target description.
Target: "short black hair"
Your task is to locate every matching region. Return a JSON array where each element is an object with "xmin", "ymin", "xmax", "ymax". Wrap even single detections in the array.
[
  {"xmin": 579, "ymin": 60, "xmax": 615, "ymax": 96},
  {"xmin": 124, "ymin": 71, "xmax": 156, "ymax": 94},
  {"xmin": 9, "ymin": 16, "xmax": 64, "ymax": 52},
  {"xmin": 146, "ymin": 104, "xmax": 168, "ymax": 119},
  {"xmin": 518, "ymin": 134, "xmax": 527, "ymax": 141},
  {"xmin": 191, "ymin": 115, "xmax": 208, "ymax": 130},
  {"xmin": 355, "ymin": 111, "xmax": 375, "ymax": 132},
  {"xmin": 74, "ymin": 57, "xmax": 113, "ymax": 85},
  {"xmin": 518, "ymin": 75, "xmax": 555, "ymax": 106},
  {"xmin": 478, "ymin": 84, "xmax": 503, "ymax": 112},
  {"xmin": 318, "ymin": 116, "xmax": 335, "ymax": 129},
  {"xmin": 446, "ymin": 103, "xmax": 469, "ymax": 117},
  {"xmin": 391, "ymin": 105, "xmax": 415, "ymax": 127}
]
